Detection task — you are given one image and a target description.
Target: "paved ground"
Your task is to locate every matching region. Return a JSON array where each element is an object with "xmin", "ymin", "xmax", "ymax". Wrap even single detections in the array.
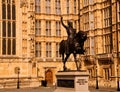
[
  {"xmin": 0, "ymin": 87, "xmax": 55, "ymax": 92},
  {"xmin": 0, "ymin": 86, "xmax": 120, "ymax": 92},
  {"xmin": 89, "ymin": 87, "xmax": 119, "ymax": 92}
]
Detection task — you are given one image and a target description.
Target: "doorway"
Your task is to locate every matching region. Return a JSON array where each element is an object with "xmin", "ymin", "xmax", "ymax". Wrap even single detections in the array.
[{"xmin": 45, "ymin": 69, "xmax": 53, "ymax": 86}]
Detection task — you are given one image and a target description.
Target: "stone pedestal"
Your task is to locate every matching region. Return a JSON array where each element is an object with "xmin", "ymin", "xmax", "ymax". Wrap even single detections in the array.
[{"xmin": 54, "ymin": 70, "xmax": 89, "ymax": 92}]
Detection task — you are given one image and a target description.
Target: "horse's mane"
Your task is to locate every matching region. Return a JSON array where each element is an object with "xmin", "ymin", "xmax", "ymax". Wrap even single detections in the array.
[{"xmin": 76, "ymin": 30, "xmax": 87, "ymax": 42}]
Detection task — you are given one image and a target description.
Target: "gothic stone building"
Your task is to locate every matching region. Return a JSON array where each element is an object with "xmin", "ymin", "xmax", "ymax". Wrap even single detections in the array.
[
  {"xmin": 81, "ymin": 0, "xmax": 120, "ymax": 88},
  {"xmin": 0, "ymin": 0, "xmax": 120, "ymax": 89},
  {"xmin": 0, "ymin": 0, "xmax": 80, "ymax": 88}
]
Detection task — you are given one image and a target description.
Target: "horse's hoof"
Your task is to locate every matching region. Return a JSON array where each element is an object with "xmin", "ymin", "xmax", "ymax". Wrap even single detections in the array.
[{"xmin": 63, "ymin": 67, "xmax": 67, "ymax": 71}]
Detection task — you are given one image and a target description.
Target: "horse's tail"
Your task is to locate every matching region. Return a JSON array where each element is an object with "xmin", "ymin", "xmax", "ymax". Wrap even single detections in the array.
[{"xmin": 59, "ymin": 40, "xmax": 65, "ymax": 55}]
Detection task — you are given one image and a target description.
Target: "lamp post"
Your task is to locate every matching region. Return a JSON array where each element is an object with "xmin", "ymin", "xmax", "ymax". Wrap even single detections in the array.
[
  {"xmin": 17, "ymin": 68, "xmax": 20, "ymax": 89},
  {"xmin": 116, "ymin": 0, "xmax": 119, "ymax": 91},
  {"xmin": 96, "ymin": 65, "xmax": 99, "ymax": 89},
  {"xmin": 117, "ymin": 65, "xmax": 120, "ymax": 91},
  {"xmin": 78, "ymin": 0, "xmax": 80, "ymax": 31}
]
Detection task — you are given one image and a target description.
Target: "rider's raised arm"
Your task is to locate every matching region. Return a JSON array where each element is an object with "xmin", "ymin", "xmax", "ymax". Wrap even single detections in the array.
[{"xmin": 61, "ymin": 17, "xmax": 68, "ymax": 29}]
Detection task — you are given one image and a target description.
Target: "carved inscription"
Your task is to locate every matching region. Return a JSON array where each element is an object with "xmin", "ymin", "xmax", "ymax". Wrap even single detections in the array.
[
  {"xmin": 77, "ymin": 79, "xmax": 87, "ymax": 85},
  {"xmin": 57, "ymin": 79, "xmax": 74, "ymax": 88}
]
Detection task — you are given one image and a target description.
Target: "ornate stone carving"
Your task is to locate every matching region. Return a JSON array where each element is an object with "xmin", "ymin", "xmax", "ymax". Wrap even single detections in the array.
[{"xmin": 20, "ymin": 0, "xmax": 28, "ymax": 8}]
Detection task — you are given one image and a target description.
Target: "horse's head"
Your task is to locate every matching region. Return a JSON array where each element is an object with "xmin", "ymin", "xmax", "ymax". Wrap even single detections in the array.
[
  {"xmin": 73, "ymin": 30, "xmax": 87, "ymax": 54},
  {"xmin": 76, "ymin": 30, "xmax": 87, "ymax": 44}
]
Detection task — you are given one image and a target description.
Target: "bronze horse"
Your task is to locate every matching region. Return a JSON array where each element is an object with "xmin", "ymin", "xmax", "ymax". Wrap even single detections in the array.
[{"xmin": 59, "ymin": 30, "xmax": 87, "ymax": 71}]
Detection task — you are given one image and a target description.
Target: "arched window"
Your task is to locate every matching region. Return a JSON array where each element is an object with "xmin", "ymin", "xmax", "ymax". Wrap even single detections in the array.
[{"xmin": 2, "ymin": 0, "xmax": 16, "ymax": 55}]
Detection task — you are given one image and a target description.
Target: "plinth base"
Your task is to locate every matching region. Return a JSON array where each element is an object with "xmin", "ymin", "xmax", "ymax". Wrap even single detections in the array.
[{"xmin": 54, "ymin": 70, "xmax": 90, "ymax": 92}]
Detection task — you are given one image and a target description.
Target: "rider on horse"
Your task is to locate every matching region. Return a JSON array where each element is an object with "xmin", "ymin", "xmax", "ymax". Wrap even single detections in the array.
[
  {"xmin": 60, "ymin": 17, "xmax": 87, "ymax": 71},
  {"xmin": 61, "ymin": 17, "xmax": 76, "ymax": 54}
]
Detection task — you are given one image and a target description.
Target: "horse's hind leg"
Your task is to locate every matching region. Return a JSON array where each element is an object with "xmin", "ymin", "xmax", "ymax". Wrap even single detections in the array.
[
  {"xmin": 63, "ymin": 54, "xmax": 70, "ymax": 71},
  {"xmin": 73, "ymin": 53, "xmax": 79, "ymax": 70},
  {"xmin": 61, "ymin": 53, "xmax": 70, "ymax": 71}
]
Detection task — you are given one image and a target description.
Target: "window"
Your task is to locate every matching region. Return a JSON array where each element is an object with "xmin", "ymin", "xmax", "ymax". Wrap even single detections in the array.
[
  {"xmin": 104, "ymin": 35, "xmax": 111, "ymax": 53},
  {"xmin": 35, "ymin": 42, "xmax": 41, "ymax": 57},
  {"xmin": 74, "ymin": 21, "xmax": 77, "ymax": 29},
  {"xmin": 118, "ymin": 1, "xmax": 120, "ymax": 22},
  {"xmin": 55, "ymin": 0, "xmax": 61, "ymax": 15},
  {"xmin": 89, "ymin": 0, "xmax": 93, "ymax": 5},
  {"xmin": 103, "ymin": 1, "xmax": 111, "ymax": 53},
  {"xmin": 35, "ymin": 20, "xmax": 41, "ymax": 36},
  {"xmin": 2, "ymin": 1, "xmax": 6, "ymax": 19},
  {"xmin": 88, "ymin": 69, "xmax": 93, "ymax": 79},
  {"xmin": 74, "ymin": 0, "xmax": 76, "ymax": 14},
  {"xmin": 91, "ymin": 37, "xmax": 94, "ymax": 55},
  {"xmin": 46, "ymin": 21, "xmax": 51, "ymax": 36},
  {"xmin": 103, "ymin": 68, "xmax": 110, "ymax": 80},
  {"xmin": 84, "ymin": 0, "xmax": 89, "ymax": 6},
  {"xmin": 56, "ymin": 21, "xmax": 61, "ymax": 36},
  {"xmin": 56, "ymin": 43, "xmax": 60, "ymax": 57},
  {"xmin": 104, "ymin": 8, "xmax": 110, "ymax": 27},
  {"xmin": 84, "ymin": 13, "xmax": 89, "ymax": 31},
  {"xmin": 84, "ymin": 36, "xmax": 90, "ymax": 54},
  {"xmin": 89, "ymin": 12, "xmax": 94, "ymax": 30},
  {"xmin": 103, "ymin": 34, "xmax": 111, "ymax": 53},
  {"xmin": 46, "ymin": 0, "xmax": 51, "ymax": 14},
  {"xmin": 7, "ymin": 3, "xmax": 11, "ymax": 19},
  {"xmin": 2, "ymin": 0, "xmax": 16, "ymax": 55},
  {"xmin": 46, "ymin": 42, "xmax": 52, "ymax": 57},
  {"xmin": 67, "ymin": 0, "xmax": 69, "ymax": 14},
  {"xmin": 35, "ymin": 0, "xmax": 40, "ymax": 13}
]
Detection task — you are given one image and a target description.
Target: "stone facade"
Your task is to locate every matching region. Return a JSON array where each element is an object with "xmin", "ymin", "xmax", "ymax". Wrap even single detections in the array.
[
  {"xmin": 80, "ymin": 0, "xmax": 120, "ymax": 88},
  {"xmin": 0, "ymin": 0, "xmax": 120, "ymax": 89},
  {"xmin": 0, "ymin": 0, "xmax": 79, "ymax": 88}
]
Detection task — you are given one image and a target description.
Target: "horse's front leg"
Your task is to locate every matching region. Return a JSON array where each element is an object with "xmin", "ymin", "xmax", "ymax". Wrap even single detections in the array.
[
  {"xmin": 73, "ymin": 53, "xmax": 79, "ymax": 70},
  {"xmin": 63, "ymin": 54, "xmax": 70, "ymax": 71}
]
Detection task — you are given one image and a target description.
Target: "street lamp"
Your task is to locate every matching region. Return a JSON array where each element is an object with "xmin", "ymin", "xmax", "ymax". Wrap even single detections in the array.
[
  {"xmin": 117, "ymin": 65, "xmax": 120, "ymax": 91},
  {"xmin": 78, "ymin": 0, "xmax": 80, "ymax": 31},
  {"xmin": 17, "ymin": 67, "xmax": 20, "ymax": 89},
  {"xmin": 116, "ymin": 0, "xmax": 119, "ymax": 91},
  {"xmin": 96, "ymin": 65, "xmax": 99, "ymax": 89},
  {"xmin": 94, "ymin": 56, "xmax": 99, "ymax": 89}
]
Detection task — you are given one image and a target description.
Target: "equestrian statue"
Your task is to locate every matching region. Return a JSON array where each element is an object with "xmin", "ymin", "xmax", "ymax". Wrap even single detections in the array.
[{"xmin": 59, "ymin": 17, "xmax": 87, "ymax": 71}]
